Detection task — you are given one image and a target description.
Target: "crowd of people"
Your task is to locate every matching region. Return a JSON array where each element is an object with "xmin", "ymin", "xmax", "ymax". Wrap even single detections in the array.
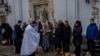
[{"xmin": 0, "ymin": 18, "xmax": 100, "ymax": 56}]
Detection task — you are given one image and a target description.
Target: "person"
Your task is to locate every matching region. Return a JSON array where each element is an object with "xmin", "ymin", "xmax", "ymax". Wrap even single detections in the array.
[
  {"xmin": 14, "ymin": 20, "xmax": 23, "ymax": 54},
  {"xmin": 58, "ymin": 20, "xmax": 66, "ymax": 49},
  {"xmin": 21, "ymin": 21, "xmax": 40, "ymax": 56},
  {"xmin": 42, "ymin": 20, "xmax": 50, "ymax": 52},
  {"xmin": 86, "ymin": 19, "xmax": 99, "ymax": 56},
  {"xmin": 99, "ymin": 27, "xmax": 100, "ymax": 43},
  {"xmin": 22, "ymin": 22, "xmax": 28, "ymax": 33},
  {"xmin": 36, "ymin": 18, "xmax": 43, "ymax": 47},
  {"xmin": 63, "ymin": 20, "xmax": 71, "ymax": 56},
  {"xmin": 47, "ymin": 21, "xmax": 53, "ymax": 50},
  {"xmin": 73, "ymin": 20, "xmax": 83, "ymax": 56},
  {"xmin": 1, "ymin": 23, "xmax": 13, "ymax": 45},
  {"xmin": 0, "ymin": 25, "xmax": 1, "ymax": 35},
  {"xmin": 53, "ymin": 22, "xmax": 62, "ymax": 56},
  {"xmin": 6, "ymin": 23, "xmax": 13, "ymax": 45},
  {"xmin": 0, "ymin": 25, "xmax": 2, "ymax": 43}
]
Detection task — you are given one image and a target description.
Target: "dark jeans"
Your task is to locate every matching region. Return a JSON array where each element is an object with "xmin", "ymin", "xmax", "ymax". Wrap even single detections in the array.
[
  {"xmin": 62, "ymin": 39, "xmax": 70, "ymax": 53},
  {"xmin": 14, "ymin": 39, "xmax": 22, "ymax": 54},
  {"xmin": 87, "ymin": 40, "xmax": 95, "ymax": 56},
  {"xmin": 74, "ymin": 45, "xmax": 81, "ymax": 56}
]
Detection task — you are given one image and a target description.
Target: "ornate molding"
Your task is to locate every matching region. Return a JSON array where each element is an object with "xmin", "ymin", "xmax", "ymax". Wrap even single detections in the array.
[
  {"xmin": 91, "ymin": 0, "xmax": 99, "ymax": 19},
  {"xmin": 29, "ymin": 0, "xmax": 54, "ymax": 20}
]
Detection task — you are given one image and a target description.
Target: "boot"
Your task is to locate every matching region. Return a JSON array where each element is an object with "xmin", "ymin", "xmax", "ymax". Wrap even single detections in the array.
[{"xmin": 65, "ymin": 53, "xmax": 70, "ymax": 56}]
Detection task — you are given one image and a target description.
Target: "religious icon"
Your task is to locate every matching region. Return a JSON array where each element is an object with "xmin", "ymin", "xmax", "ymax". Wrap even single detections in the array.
[{"xmin": 34, "ymin": 4, "xmax": 49, "ymax": 23}]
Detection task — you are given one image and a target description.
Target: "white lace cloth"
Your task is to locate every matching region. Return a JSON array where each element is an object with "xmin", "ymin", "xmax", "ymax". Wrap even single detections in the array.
[{"xmin": 21, "ymin": 25, "xmax": 40, "ymax": 55}]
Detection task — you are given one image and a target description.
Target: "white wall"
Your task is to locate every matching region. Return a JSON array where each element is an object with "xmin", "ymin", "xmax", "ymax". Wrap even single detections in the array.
[
  {"xmin": 7, "ymin": 0, "xmax": 16, "ymax": 27},
  {"xmin": 79, "ymin": 0, "xmax": 92, "ymax": 35},
  {"xmin": 7, "ymin": 0, "xmax": 22, "ymax": 27},
  {"xmin": 7, "ymin": 0, "xmax": 30, "ymax": 27},
  {"xmin": 22, "ymin": 0, "xmax": 30, "ymax": 23},
  {"xmin": 53, "ymin": 0, "xmax": 67, "ymax": 21},
  {"xmin": 66, "ymin": 0, "xmax": 76, "ymax": 28}
]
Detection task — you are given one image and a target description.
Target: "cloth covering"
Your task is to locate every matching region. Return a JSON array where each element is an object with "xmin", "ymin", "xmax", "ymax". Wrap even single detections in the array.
[{"xmin": 21, "ymin": 25, "xmax": 40, "ymax": 55}]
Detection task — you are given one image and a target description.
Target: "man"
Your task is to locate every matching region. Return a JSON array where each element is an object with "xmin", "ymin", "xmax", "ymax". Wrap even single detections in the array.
[
  {"xmin": 21, "ymin": 21, "xmax": 40, "ymax": 56},
  {"xmin": 86, "ymin": 19, "xmax": 99, "ymax": 56},
  {"xmin": 14, "ymin": 20, "xmax": 23, "ymax": 54}
]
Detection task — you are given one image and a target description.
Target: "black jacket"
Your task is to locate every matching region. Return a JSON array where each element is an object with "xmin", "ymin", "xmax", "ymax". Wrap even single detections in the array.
[
  {"xmin": 64, "ymin": 26, "xmax": 71, "ymax": 40},
  {"xmin": 14, "ymin": 24, "xmax": 23, "ymax": 40},
  {"xmin": 1, "ymin": 23, "xmax": 12, "ymax": 39},
  {"xmin": 73, "ymin": 26, "xmax": 82, "ymax": 45},
  {"xmin": 59, "ymin": 23, "xmax": 66, "ymax": 39},
  {"xmin": 0, "ymin": 26, "xmax": 2, "ymax": 35},
  {"xmin": 55, "ymin": 27, "xmax": 61, "ymax": 39}
]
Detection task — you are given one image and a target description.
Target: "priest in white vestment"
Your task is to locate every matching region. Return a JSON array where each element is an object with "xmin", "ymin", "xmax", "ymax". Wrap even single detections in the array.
[{"xmin": 21, "ymin": 21, "xmax": 40, "ymax": 56}]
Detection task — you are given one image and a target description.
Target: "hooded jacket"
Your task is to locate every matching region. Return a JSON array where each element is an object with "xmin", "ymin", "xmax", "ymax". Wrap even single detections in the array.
[{"xmin": 86, "ymin": 23, "xmax": 99, "ymax": 40}]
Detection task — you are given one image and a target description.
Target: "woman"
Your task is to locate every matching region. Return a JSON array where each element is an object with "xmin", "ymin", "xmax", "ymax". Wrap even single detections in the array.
[
  {"xmin": 73, "ymin": 21, "xmax": 83, "ymax": 56},
  {"xmin": 63, "ymin": 20, "xmax": 71, "ymax": 56},
  {"xmin": 52, "ymin": 22, "xmax": 60, "ymax": 49},
  {"xmin": 47, "ymin": 21, "xmax": 53, "ymax": 50},
  {"xmin": 53, "ymin": 22, "xmax": 62, "ymax": 56},
  {"xmin": 42, "ymin": 21, "xmax": 51, "ymax": 52}
]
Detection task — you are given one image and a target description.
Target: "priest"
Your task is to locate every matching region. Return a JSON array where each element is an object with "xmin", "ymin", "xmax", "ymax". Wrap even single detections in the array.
[{"xmin": 21, "ymin": 21, "xmax": 40, "ymax": 56}]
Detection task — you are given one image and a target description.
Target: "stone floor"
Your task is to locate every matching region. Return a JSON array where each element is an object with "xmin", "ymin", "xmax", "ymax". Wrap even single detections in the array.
[
  {"xmin": 0, "ymin": 45, "xmax": 54, "ymax": 56},
  {"xmin": 0, "ymin": 45, "xmax": 77, "ymax": 56}
]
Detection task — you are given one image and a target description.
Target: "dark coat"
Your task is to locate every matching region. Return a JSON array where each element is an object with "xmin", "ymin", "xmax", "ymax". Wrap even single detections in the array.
[
  {"xmin": 0, "ymin": 26, "xmax": 2, "ymax": 35},
  {"xmin": 64, "ymin": 26, "xmax": 71, "ymax": 41},
  {"xmin": 59, "ymin": 22, "xmax": 66, "ymax": 39},
  {"xmin": 1, "ymin": 23, "xmax": 12, "ymax": 39},
  {"xmin": 37, "ymin": 22, "xmax": 43, "ymax": 46},
  {"xmin": 73, "ymin": 26, "xmax": 82, "ymax": 46},
  {"xmin": 14, "ymin": 24, "xmax": 23, "ymax": 53},
  {"xmin": 14, "ymin": 24, "xmax": 23, "ymax": 40},
  {"xmin": 38, "ymin": 22, "xmax": 43, "ymax": 33},
  {"xmin": 54, "ymin": 27, "xmax": 61, "ymax": 47}
]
